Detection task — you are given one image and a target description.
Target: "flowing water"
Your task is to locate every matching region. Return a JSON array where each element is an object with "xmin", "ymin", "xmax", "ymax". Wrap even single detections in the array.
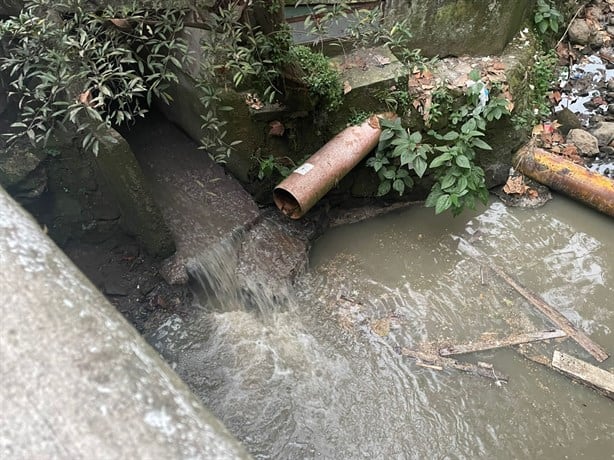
[{"xmin": 148, "ymin": 197, "xmax": 613, "ymax": 459}]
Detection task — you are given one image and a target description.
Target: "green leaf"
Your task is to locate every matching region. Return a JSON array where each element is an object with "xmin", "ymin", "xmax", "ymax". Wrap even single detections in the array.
[
  {"xmin": 400, "ymin": 150, "xmax": 415, "ymax": 166},
  {"xmin": 440, "ymin": 174, "xmax": 455, "ymax": 190},
  {"xmin": 430, "ymin": 153, "xmax": 452, "ymax": 168},
  {"xmin": 456, "ymin": 155, "xmax": 471, "ymax": 168},
  {"xmin": 435, "ymin": 194, "xmax": 451, "ymax": 214},
  {"xmin": 468, "ymin": 68, "xmax": 481, "ymax": 82},
  {"xmin": 539, "ymin": 21, "xmax": 548, "ymax": 34},
  {"xmin": 379, "ymin": 128, "xmax": 395, "ymax": 141},
  {"xmin": 442, "ymin": 131, "xmax": 459, "ymax": 141},
  {"xmin": 383, "ymin": 168, "xmax": 396, "ymax": 180},
  {"xmin": 472, "ymin": 138, "xmax": 492, "ymax": 150},
  {"xmin": 414, "ymin": 157, "xmax": 427, "ymax": 178},
  {"xmin": 393, "ymin": 178, "xmax": 405, "ymax": 195},
  {"xmin": 377, "ymin": 180, "xmax": 392, "ymax": 196}
]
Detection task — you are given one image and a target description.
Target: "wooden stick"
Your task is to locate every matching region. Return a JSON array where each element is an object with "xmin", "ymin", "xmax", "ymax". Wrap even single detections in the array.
[
  {"xmin": 439, "ymin": 329, "xmax": 566, "ymax": 357},
  {"xmin": 552, "ymin": 351, "xmax": 614, "ymax": 400},
  {"xmin": 457, "ymin": 238, "xmax": 609, "ymax": 362},
  {"xmin": 399, "ymin": 347, "xmax": 508, "ymax": 382}
]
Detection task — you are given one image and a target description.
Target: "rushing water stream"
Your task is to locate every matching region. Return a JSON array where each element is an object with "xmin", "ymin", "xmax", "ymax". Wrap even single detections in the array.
[{"xmin": 149, "ymin": 197, "xmax": 613, "ymax": 459}]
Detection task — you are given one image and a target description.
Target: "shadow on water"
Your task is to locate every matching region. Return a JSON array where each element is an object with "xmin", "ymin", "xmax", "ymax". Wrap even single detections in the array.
[{"xmin": 147, "ymin": 197, "xmax": 613, "ymax": 459}]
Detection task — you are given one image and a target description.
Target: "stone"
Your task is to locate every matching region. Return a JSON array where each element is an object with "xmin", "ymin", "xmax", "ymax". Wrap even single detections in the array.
[
  {"xmin": 160, "ymin": 255, "xmax": 190, "ymax": 286},
  {"xmin": 608, "ymin": 79, "xmax": 614, "ymax": 92},
  {"xmin": 555, "ymin": 108, "xmax": 582, "ymax": 135},
  {"xmin": 567, "ymin": 129, "xmax": 600, "ymax": 157},
  {"xmin": 94, "ymin": 128, "xmax": 176, "ymax": 257},
  {"xmin": 591, "ymin": 122, "xmax": 614, "ymax": 147},
  {"xmin": 568, "ymin": 19, "xmax": 593, "ymax": 45},
  {"xmin": 0, "ymin": 142, "xmax": 44, "ymax": 189}
]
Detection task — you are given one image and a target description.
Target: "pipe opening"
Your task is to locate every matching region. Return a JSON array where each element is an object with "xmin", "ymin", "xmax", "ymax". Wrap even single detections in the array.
[{"xmin": 273, "ymin": 188, "xmax": 302, "ymax": 219}]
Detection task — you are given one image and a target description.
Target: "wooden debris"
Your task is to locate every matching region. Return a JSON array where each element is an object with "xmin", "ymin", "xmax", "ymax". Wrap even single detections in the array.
[
  {"xmin": 399, "ymin": 347, "xmax": 508, "ymax": 383},
  {"xmin": 439, "ymin": 329, "xmax": 567, "ymax": 357},
  {"xmin": 552, "ymin": 351, "xmax": 614, "ymax": 400},
  {"xmin": 516, "ymin": 347, "xmax": 614, "ymax": 400},
  {"xmin": 458, "ymin": 238, "xmax": 609, "ymax": 363}
]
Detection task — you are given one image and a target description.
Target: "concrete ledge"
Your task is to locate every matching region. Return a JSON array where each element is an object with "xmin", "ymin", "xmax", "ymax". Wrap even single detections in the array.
[{"xmin": 0, "ymin": 186, "xmax": 250, "ymax": 459}]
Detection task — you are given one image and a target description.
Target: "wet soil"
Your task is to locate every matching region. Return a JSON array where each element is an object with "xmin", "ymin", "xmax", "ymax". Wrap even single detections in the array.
[{"xmin": 63, "ymin": 235, "xmax": 194, "ymax": 334}]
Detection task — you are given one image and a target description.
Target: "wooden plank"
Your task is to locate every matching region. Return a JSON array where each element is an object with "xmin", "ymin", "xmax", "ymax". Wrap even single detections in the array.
[
  {"xmin": 399, "ymin": 347, "xmax": 508, "ymax": 382},
  {"xmin": 552, "ymin": 351, "xmax": 614, "ymax": 400},
  {"xmin": 457, "ymin": 238, "xmax": 609, "ymax": 362},
  {"xmin": 439, "ymin": 329, "xmax": 567, "ymax": 357}
]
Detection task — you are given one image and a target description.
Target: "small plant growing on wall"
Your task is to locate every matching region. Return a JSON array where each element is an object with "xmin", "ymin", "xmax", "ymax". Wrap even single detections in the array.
[{"xmin": 534, "ymin": 0, "xmax": 564, "ymax": 35}]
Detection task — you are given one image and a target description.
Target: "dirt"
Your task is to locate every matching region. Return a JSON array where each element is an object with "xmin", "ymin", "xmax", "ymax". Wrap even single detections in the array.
[{"xmin": 63, "ymin": 235, "xmax": 194, "ymax": 335}]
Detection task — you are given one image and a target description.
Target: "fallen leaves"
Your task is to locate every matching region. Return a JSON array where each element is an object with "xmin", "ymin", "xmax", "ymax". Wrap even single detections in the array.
[
  {"xmin": 268, "ymin": 120, "xmax": 284, "ymax": 136},
  {"xmin": 245, "ymin": 93, "xmax": 263, "ymax": 110},
  {"xmin": 531, "ymin": 121, "xmax": 585, "ymax": 165}
]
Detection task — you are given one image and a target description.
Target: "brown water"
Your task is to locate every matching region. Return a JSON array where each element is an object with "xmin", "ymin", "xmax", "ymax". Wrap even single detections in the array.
[{"xmin": 149, "ymin": 197, "xmax": 613, "ymax": 459}]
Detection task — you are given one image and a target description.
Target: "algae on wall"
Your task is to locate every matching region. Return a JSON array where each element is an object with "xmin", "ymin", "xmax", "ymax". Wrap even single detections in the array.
[{"xmin": 386, "ymin": 0, "xmax": 533, "ymax": 57}]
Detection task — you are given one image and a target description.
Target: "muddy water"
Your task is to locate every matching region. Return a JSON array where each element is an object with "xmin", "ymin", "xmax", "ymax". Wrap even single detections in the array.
[{"xmin": 150, "ymin": 198, "xmax": 613, "ymax": 459}]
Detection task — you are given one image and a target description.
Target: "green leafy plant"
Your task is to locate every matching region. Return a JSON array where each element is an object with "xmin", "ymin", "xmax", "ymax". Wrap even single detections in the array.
[
  {"xmin": 512, "ymin": 49, "xmax": 558, "ymax": 129},
  {"xmin": 534, "ymin": 0, "xmax": 563, "ymax": 35},
  {"xmin": 291, "ymin": 45, "xmax": 343, "ymax": 111},
  {"xmin": 367, "ymin": 71, "xmax": 511, "ymax": 216},
  {"xmin": 0, "ymin": 0, "xmax": 191, "ymax": 155},
  {"xmin": 368, "ymin": 117, "xmax": 432, "ymax": 196},
  {"xmin": 255, "ymin": 154, "xmax": 294, "ymax": 180},
  {"xmin": 197, "ymin": 0, "xmax": 291, "ymax": 162},
  {"xmin": 347, "ymin": 109, "xmax": 370, "ymax": 126}
]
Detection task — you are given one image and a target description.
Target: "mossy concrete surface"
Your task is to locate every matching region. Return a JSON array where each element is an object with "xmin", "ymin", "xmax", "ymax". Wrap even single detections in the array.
[
  {"xmin": 94, "ymin": 128, "xmax": 175, "ymax": 257},
  {"xmin": 386, "ymin": 0, "xmax": 533, "ymax": 57}
]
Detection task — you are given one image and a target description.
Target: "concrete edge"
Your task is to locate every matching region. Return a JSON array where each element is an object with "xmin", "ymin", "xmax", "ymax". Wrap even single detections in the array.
[{"xmin": 0, "ymin": 186, "xmax": 251, "ymax": 460}]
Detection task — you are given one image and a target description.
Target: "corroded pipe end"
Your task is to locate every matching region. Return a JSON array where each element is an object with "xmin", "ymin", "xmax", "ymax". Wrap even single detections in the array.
[{"xmin": 273, "ymin": 187, "xmax": 303, "ymax": 219}]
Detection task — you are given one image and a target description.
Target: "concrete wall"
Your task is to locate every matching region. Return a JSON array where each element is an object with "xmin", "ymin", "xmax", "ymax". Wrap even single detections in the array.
[
  {"xmin": 386, "ymin": 0, "xmax": 534, "ymax": 57},
  {"xmin": 0, "ymin": 186, "xmax": 251, "ymax": 459}
]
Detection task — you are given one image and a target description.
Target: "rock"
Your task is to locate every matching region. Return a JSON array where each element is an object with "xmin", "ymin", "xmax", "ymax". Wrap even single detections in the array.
[
  {"xmin": 591, "ymin": 122, "xmax": 614, "ymax": 147},
  {"xmin": 555, "ymin": 108, "xmax": 582, "ymax": 135},
  {"xmin": 94, "ymin": 128, "xmax": 176, "ymax": 258},
  {"xmin": 0, "ymin": 143, "xmax": 45, "ymax": 189},
  {"xmin": 160, "ymin": 255, "xmax": 189, "ymax": 286},
  {"xmin": 608, "ymin": 80, "xmax": 614, "ymax": 92},
  {"xmin": 568, "ymin": 19, "xmax": 593, "ymax": 45},
  {"xmin": 567, "ymin": 129, "xmax": 600, "ymax": 157}
]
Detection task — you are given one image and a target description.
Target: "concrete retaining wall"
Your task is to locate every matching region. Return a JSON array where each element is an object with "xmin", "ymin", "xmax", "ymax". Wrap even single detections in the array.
[{"xmin": 0, "ymin": 186, "xmax": 251, "ymax": 460}]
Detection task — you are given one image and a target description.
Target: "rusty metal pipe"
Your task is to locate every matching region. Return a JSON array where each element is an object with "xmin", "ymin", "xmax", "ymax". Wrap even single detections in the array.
[
  {"xmin": 274, "ymin": 113, "xmax": 395, "ymax": 219},
  {"xmin": 514, "ymin": 145, "xmax": 614, "ymax": 217}
]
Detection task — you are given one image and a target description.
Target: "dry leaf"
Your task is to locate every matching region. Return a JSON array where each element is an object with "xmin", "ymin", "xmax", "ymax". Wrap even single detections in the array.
[
  {"xmin": 268, "ymin": 120, "xmax": 284, "ymax": 136},
  {"xmin": 373, "ymin": 54, "xmax": 391, "ymax": 67},
  {"xmin": 78, "ymin": 89, "xmax": 93, "ymax": 106},
  {"xmin": 532, "ymin": 124, "xmax": 544, "ymax": 137},
  {"xmin": 548, "ymin": 90, "xmax": 562, "ymax": 104},
  {"xmin": 343, "ymin": 80, "xmax": 352, "ymax": 94},
  {"xmin": 371, "ymin": 318, "xmax": 391, "ymax": 337},
  {"xmin": 503, "ymin": 175, "xmax": 528, "ymax": 195},
  {"xmin": 110, "ymin": 18, "xmax": 131, "ymax": 30},
  {"xmin": 245, "ymin": 93, "xmax": 263, "ymax": 110}
]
